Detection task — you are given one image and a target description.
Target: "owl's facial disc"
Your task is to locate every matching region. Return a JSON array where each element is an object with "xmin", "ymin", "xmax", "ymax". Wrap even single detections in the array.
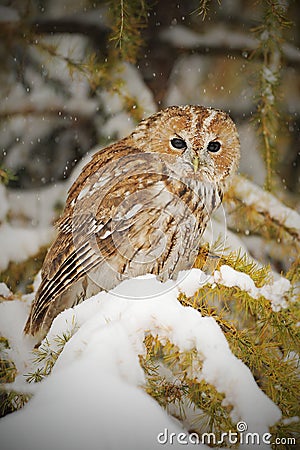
[
  {"xmin": 168, "ymin": 132, "xmax": 222, "ymax": 174},
  {"xmin": 192, "ymin": 140, "xmax": 222, "ymax": 172},
  {"xmin": 169, "ymin": 135, "xmax": 200, "ymax": 172}
]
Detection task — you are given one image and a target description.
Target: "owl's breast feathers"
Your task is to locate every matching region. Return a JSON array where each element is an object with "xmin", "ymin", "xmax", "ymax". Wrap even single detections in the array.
[{"xmin": 25, "ymin": 143, "xmax": 222, "ymax": 335}]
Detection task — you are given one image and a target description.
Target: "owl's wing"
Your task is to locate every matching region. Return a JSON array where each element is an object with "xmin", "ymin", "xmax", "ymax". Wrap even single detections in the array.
[
  {"xmin": 24, "ymin": 150, "xmax": 171, "ymax": 334},
  {"xmin": 23, "ymin": 216, "xmax": 101, "ymax": 335}
]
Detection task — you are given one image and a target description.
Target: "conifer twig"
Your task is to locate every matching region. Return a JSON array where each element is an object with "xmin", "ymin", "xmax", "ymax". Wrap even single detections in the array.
[
  {"xmin": 228, "ymin": 175, "xmax": 300, "ymax": 241},
  {"xmin": 252, "ymin": 1, "xmax": 291, "ymax": 191}
]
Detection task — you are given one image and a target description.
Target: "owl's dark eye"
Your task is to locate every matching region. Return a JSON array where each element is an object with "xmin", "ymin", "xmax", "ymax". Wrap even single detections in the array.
[
  {"xmin": 170, "ymin": 137, "xmax": 187, "ymax": 150},
  {"xmin": 207, "ymin": 141, "xmax": 221, "ymax": 152}
]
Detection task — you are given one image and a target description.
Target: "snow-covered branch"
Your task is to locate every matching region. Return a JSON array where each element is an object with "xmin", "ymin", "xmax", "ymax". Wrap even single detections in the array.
[
  {"xmin": 0, "ymin": 105, "xmax": 96, "ymax": 123},
  {"xmin": 160, "ymin": 24, "xmax": 300, "ymax": 67},
  {"xmin": 230, "ymin": 175, "xmax": 300, "ymax": 242},
  {"xmin": 0, "ymin": 274, "xmax": 282, "ymax": 449}
]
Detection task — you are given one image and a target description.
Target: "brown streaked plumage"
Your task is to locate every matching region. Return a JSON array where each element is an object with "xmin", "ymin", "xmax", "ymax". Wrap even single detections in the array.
[{"xmin": 24, "ymin": 105, "xmax": 240, "ymax": 340}]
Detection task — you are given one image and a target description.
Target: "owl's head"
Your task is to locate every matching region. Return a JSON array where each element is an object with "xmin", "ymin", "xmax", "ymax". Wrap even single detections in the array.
[{"xmin": 131, "ymin": 105, "xmax": 240, "ymax": 186}]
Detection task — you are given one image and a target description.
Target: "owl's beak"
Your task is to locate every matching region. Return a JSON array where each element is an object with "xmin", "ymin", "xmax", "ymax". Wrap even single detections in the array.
[{"xmin": 192, "ymin": 155, "xmax": 199, "ymax": 173}]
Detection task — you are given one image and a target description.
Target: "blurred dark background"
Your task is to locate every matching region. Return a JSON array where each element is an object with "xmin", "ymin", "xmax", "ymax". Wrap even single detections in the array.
[{"xmin": 0, "ymin": 0, "xmax": 299, "ymax": 200}]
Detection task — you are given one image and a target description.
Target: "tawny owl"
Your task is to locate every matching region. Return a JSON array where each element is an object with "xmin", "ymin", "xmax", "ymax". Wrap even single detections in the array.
[{"xmin": 24, "ymin": 105, "xmax": 240, "ymax": 340}]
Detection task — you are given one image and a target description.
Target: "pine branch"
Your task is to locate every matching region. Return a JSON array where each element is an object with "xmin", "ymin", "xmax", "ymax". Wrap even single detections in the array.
[
  {"xmin": 26, "ymin": 325, "xmax": 78, "ymax": 383},
  {"xmin": 141, "ymin": 335, "xmax": 234, "ymax": 436},
  {"xmin": 0, "ymin": 336, "xmax": 31, "ymax": 416},
  {"xmin": 0, "ymin": 389, "xmax": 31, "ymax": 417},
  {"xmin": 108, "ymin": 0, "xmax": 149, "ymax": 63},
  {"xmin": 178, "ymin": 271, "xmax": 299, "ymax": 423},
  {"xmin": 194, "ymin": 0, "xmax": 215, "ymax": 20},
  {"xmin": 226, "ymin": 175, "xmax": 300, "ymax": 243},
  {"xmin": 251, "ymin": 1, "xmax": 291, "ymax": 191},
  {"xmin": 0, "ymin": 167, "xmax": 17, "ymax": 186}
]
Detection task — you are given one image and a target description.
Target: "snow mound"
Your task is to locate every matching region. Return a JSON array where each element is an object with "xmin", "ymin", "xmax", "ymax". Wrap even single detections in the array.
[{"xmin": 0, "ymin": 272, "xmax": 281, "ymax": 450}]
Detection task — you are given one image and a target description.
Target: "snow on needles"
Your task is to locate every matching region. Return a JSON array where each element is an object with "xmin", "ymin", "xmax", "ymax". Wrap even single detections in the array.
[
  {"xmin": 179, "ymin": 265, "xmax": 291, "ymax": 312},
  {"xmin": 0, "ymin": 273, "xmax": 281, "ymax": 450},
  {"xmin": 214, "ymin": 265, "xmax": 291, "ymax": 311}
]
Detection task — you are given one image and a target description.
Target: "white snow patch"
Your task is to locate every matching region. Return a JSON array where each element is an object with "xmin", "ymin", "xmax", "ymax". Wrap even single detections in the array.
[
  {"xmin": 99, "ymin": 63, "xmax": 157, "ymax": 139},
  {"xmin": 262, "ymin": 67, "xmax": 277, "ymax": 84},
  {"xmin": 161, "ymin": 24, "xmax": 256, "ymax": 50},
  {"xmin": 7, "ymin": 182, "xmax": 68, "ymax": 227},
  {"xmin": 0, "ymin": 273, "xmax": 281, "ymax": 450},
  {"xmin": 259, "ymin": 278, "xmax": 291, "ymax": 311},
  {"xmin": 176, "ymin": 268, "xmax": 212, "ymax": 297},
  {"xmin": 282, "ymin": 416, "xmax": 300, "ymax": 426},
  {"xmin": 0, "ymin": 282, "xmax": 12, "ymax": 298},
  {"xmin": 101, "ymin": 110, "xmax": 136, "ymax": 139},
  {"xmin": 0, "ymin": 224, "xmax": 53, "ymax": 271},
  {"xmin": 214, "ymin": 265, "xmax": 291, "ymax": 311},
  {"xmin": 122, "ymin": 63, "xmax": 157, "ymax": 117},
  {"xmin": 0, "ymin": 295, "xmax": 34, "ymax": 375},
  {"xmin": 215, "ymin": 265, "xmax": 257, "ymax": 293}
]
